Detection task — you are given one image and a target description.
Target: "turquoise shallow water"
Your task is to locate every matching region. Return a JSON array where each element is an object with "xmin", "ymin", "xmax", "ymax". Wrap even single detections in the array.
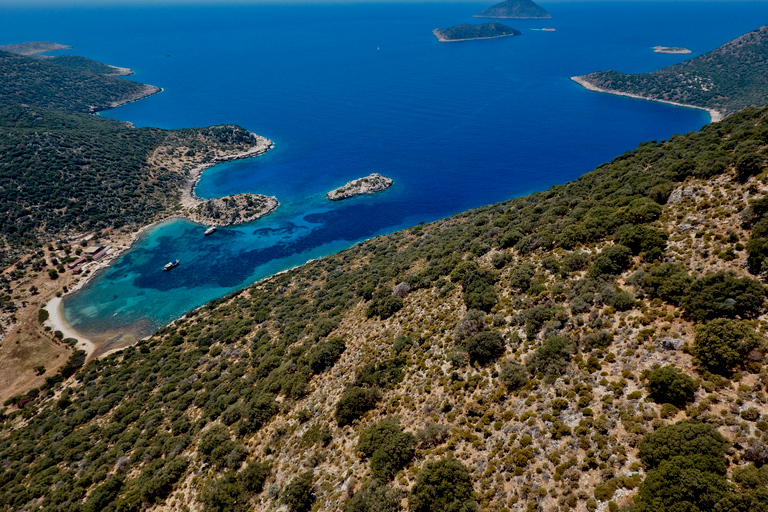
[{"xmin": 3, "ymin": 1, "xmax": 765, "ymax": 339}]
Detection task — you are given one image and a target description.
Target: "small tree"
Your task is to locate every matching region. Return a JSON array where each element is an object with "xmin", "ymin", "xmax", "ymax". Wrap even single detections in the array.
[
  {"xmin": 335, "ymin": 386, "xmax": 381, "ymax": 427},
  {"xmin": 465, "ymin": 331, "xmax": 505, "ymax": 365},
  {"xmin": 282, "ymin": 471, "xmax": 314, "ymax": 512},
  {"xmin": 358, "ymin": 419, "xmax": 415, "ymax": 481},
  {"xmin": 647, "ymin": 366, "xmax": 697, "ymax": 407},
  {"xmin": 681, "ymin": 271, "xmax": 765, "ymax": 322},
  {"xmin": 499, "ymin": 360, "xmax": 528, "ymax": 391},
  {"xmin": 694, "ymin": 319, "xmax": 764, "ymax": 375},
  {"xmin": 409, "ymin": 458, "xmax": 478, "ymax": 512}
]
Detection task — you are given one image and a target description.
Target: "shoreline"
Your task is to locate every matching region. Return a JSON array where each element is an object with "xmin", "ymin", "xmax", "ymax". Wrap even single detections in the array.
[
  {"xmin": 45, "ymin": 297, "xmax": 96, "ymax": 356},
  {"xmin": 49, "ymin": 134, "xmax": 276, "ymax": 357},
  {"xmin": 570, "ymin": 75, "xmax": 723, "ymax": 123}
]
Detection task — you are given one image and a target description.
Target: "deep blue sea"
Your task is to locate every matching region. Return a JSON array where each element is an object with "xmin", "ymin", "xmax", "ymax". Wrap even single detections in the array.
[{"xmin": 4, "ymin": 1, "xmax": 767, "ymax": 341}]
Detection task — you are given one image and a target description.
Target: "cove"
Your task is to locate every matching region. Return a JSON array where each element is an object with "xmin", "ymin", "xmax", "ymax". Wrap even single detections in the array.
[{"xmin": 4, "ymin": 1, "xmax": 760, "ymax": 340}]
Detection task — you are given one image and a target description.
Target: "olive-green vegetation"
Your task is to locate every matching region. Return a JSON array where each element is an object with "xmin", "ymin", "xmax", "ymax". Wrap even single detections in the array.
[
  {"xmin": 0, "ymin": 105, "xmax": 261, "ymax": 266},
  {"xmin": 0, "ymin": 50, "xmax": 157, "ymax": 113},
  {"xmin": 694, "ymin": 319, "xmax": 764, "ymax": 375},
  {"xmin": 646, "ymin": 365, "xmax": 697, "ymax": 407},
  {"xmin": 48, "ymin": 55, "xmax": 127, "ymax": 76},
  {"xmin": 433, "ymin": 22, "xmax": 521, "ymax": 42},
  {"xmin": 4, "ymin": 103, "xmax": 768, "ymax": 511},
  {"xmin": 577, "ymin": 25, "xmax": 768, "ymax": 117},
  {"xmin": 475, "ymin": 0, "xmax": 551, "ymax": 19}
]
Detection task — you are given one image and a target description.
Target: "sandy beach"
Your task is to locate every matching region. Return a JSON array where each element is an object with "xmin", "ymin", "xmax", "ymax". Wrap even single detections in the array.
[
  {"xmin": 45, "ymin": 297, "xmax": 96, "ymax": 356},
  {"xmin": 571, "ymin": 75, "xmax": 723, "ymax": 123}
]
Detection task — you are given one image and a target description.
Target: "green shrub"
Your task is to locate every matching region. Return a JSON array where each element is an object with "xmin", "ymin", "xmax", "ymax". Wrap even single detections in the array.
[
  {"xmin": 509, "ymin": 263, "xmax": 536, "ymax": 291},
  {"xmin": 693, "ymin": 319, "xmax": 763, "ymax": 375},
  {"xmin": 647, "ymin": 366, "xmax": 697, "ymax": 407},
  {"xmin": 499, "ymin": 360, "xmax": 528, "ymax": 391},
  {"xmin": 582, "ymin": 330, "xmax": 613, "ymax": 351},
  {"xmin": 365, "ymin": 296, "xmax": 403, "ymax": 319},
  {"xmin": 635, "ymin": 455, "xmax": 730, "ymax": 512},
  {"xmin": 608, "ymin": 289, "xmax": 636, "ymax": 311},
  {"xmin": 335, "ymin": 386, "xmax": 382, "ymax": 427},
  {"xmin": 639, "ymin": 263, "xmax": 693, "ymax": 304},
  {"xmin": 681, "ymin": 271, "xmax": 765, "ymax": 322},
  {"xmin": 282, "ymin": 470, "xmax": 314, "ymax": 512},
  {"xmin": 615, "ymin": 224, "xmax": 668, "ymax": 256},
  {"xmin": 357, "ymin": 419, "xmax": 415, "ymax": 481},
  {"xmin": 526, "ymin": 336, "xmax": 576, "ymax": 382},
  {"xmin": 408, "ymin": 458, "xmax": 478, "ymax": 512},
  {"xmin": 588, "ymin": 244, "xmax": 633, "ymax": 279},
  {"xmin": 240, "ymin": 461, "xmax": 270, "ymax": 494},
  {"xmin": 309, "ymin": 337, "xmax": 346, "ymax": 374},
  {"xmin": 562, "ymin": 251, "xmax": 591, "ymax": 273},
  {"xmin": 344, "ymin": 480, "xmax": 404, "ymax": 512},
  {"xmin": 714, "ymin": 488, "xmax": 768, "ymax": 512},
  {"xmin": 638, "ymin": 420, "xmax": 729, "ymax": 470},
  {"xmin": 465, "ymin": 331, "xmax": 505, "ymax": 365},
  {"xmin": 82, "ymin": 476, "xmax": 123, "ymax": 512},
  {"xmin": 37, "ymin": 308, "xmax": 48, "ymax": 324}
]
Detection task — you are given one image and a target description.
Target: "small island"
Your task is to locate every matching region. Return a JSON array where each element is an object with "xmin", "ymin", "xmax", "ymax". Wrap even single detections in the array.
[
  {"xmin": 326, "ymin": 173, "xmax": 393, "ymax": 201},
  {"xmin": 433, "ymin": 22, "xmax": 521, "ymax": 42},
  {"xmin": 653, "ymin": 46, "xmax": 692, "ymax": 54},
  {"xmin": 186, "ymin": 194, "xmax": 279, "ymax": 226},
  {"xmin": 475, "ymin": 0, "xmax": 551, "ymax": 19}
]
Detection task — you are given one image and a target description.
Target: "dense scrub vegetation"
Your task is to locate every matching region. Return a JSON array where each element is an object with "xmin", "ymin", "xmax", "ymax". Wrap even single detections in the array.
[
  {"xmin": 578, "ymin": 25, "xmax": 768, "ymax": 117},
  {"xmin": 3, "ymin": 103, "xmax": 768, "ymax": 511},
  {"xmin": 0, "ymin": 50, "xmax": 156, "ymax": 112},
  {"xmin": 0, "ymin": 105, "xmax": 263, "ymax": 266},
  {"xmin": 433, "ymin": 22, "xmax": 521, "ymax": 42}
]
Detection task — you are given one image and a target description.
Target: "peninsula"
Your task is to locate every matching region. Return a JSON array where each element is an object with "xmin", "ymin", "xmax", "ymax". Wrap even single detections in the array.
[
  {"xmin": 572, "ymin": 24, "xmax": 768, "ymax": 120},
  {"xmin": 326, "ymin": 173, "xmax": 393, "ymax": 200},
  {"xmin": 433, "ymin": 22, "xmax": 521, "ymax": 42},
  {"xmin": 475, "ymin": 0, "xmax": 551, "ymax": 19},
  {"xmin": 0, "ymin": 41, "xmax": 71, "ymax": 56},
  {"xmin": 653, "ymin": 46, "xmax": 692, "ymax": 54}
]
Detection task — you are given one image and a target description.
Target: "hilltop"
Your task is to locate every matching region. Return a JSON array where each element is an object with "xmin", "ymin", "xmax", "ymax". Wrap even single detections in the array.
[
  {"xmin": 433, "ymin": 22, "xmax": 522, "ymax": 43},
  {"xmin": 573, "ymin": 25, "xmax": 768, "ymax": 119},
  {"xmin": 475, "ymin": 0, "xmax": 551, "ymax": 19},
  {"xmin": 2, "ymin": 102, "xmax": 768, "ymax": 511}
]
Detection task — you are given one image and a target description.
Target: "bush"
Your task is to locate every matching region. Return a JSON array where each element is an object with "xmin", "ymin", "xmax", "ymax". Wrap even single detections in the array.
[
  {"xmin": 453, "ymin": 309, "xmax": 485, "ymax": 341},
  {"xmin": 335, "ymin": 386, "xmax": 382, "ymax": 426},
  {"xmin": 460, "ymin": 269, "xmax": 498, "ymax": 312},
  {"xmin": 357, "ymin": 419, "xmax": 415, "ymax": 481},
  {"xmin": 608, "ymin": 289, "xmax": 636, "ymax": 310},
  {"xmin": 615, "ymin": 224, "xmax": 668, "ymax": 256},
  {"xmin": 693, "ymin": 319, "xmax": 764, "ymax": 375},
  {"xmin": 309, "ymin": 337, "xmax": 346, "ymax": 374},
  {"xmin": 37, "ymin": 308, "xmax": 48, "ymax": 324},
  {"xmin": 640, "ymin": 263, "xmax": 693, "ymax": 304},
  {"xmin": 344, "ymin": 480, "xmax": 404, "ymax": 512},
  {"xmin": 408, "ymin": 458, "xmax": 478, "ymax": 512},
  {"xmin": 588, "ymin": 244, "xmax": 633, "ymax": 279},
  {"xmin": 282, "ymin": 471, "xmax": 314, "ymax": 512},
  {"xmin": 681, "ymin": 271, "xmax": 765, "ymax": 322},
  {"xmin": 499, "ymin": 360, "xmax": 528, "ymax": 391},
  {"xmin": 562, "ymin": 251, "xmax": 591, "ymax": 273},
  {"xmin": 365, "ymin": 296, "xmax": 403, "ymax": 319},
  {"xmin": 199, "ymin": 471, "xmax": 248, "ymax": 512},
  {"xmin": 509, "ymin": 263, "xmax": 536, "ymax": 291},
  {"xmin": 82, "ymin": 477, "xmax": 123, "ymax": 512},
  {"xmin": 638, "ymin": 420, "xmax": 729, "ymax": 470},
  {"xmin": 240, "ymin": 461, "xmax": 269, "ymax": 494},
  {"xmin": 647, "ymin": 366, "xmax": 697, "ymax": 407},
  {"xmin": 465, "ymin": 331, "xmax": 505, "ymax": 365},
  {"xmin": 526, "ymin": 336, "xmax": 576, "ymax": 382},
  {"xmin": 635, "ymin": 455, "xmax": 730, "ymax": 512},
  {"xmin": 582, "ymin": 330, "xmax": 613, "ymax": 351}
]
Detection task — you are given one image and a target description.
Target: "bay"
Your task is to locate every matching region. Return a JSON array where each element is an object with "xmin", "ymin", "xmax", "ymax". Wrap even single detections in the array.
[{"xmin": 3, "ymin": 1, "xmax": 763, "ymax": 340}]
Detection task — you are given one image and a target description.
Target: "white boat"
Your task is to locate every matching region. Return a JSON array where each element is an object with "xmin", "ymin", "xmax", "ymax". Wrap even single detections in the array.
[
  {"xmin": 204, "ymin": 226, "xmax": 217, "ymax": 236},
  {"xmin": 164, "ymin": 260, "xmax": 179, "ymax": 271}
]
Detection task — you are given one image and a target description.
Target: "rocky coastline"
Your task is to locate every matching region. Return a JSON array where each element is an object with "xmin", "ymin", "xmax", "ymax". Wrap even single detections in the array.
[{"xmin": 326, "ymin": 173, "xmax": 393, "ymax": 200}]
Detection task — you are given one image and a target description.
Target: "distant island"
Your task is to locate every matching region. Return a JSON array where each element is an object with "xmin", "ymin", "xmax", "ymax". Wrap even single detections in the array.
[
  {"xmin": 572, "ymin": 24, "xmax": 768, "ymax": 121},
  {"xmin": 326, "ymin": 173, "xmax": 393, "ymax": 200},
  {"xmin": 0, "ymin": 41, "xmax": 71, "ymax": 56},
  {"xmin": 653, "ymin": 46, "xmax": 692, "ymax": 54},
  {"xmin": 433, "ymin": 22, "xmax": 522, "ymax": 42},
  {"xmin": 475, "ymin": 0, "xmax": 551, "ymax": 19}
]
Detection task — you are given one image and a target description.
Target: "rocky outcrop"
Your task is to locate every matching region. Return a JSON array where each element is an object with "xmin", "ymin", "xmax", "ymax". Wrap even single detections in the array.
[
  {"xmin": 326, "ymin": 173, "xmax": 393, "ymax": 201},
  {"xmin": 186, "ymin": 193, "xmax": 279, "ymax": 226}
]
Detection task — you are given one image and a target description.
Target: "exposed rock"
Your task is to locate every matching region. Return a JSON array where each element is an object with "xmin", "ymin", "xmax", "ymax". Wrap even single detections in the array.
[
  {"xmin": 657, "ymin": 337, "xmax": 684, "ymax": 351},
  {"xmin": 326, "ymin": 173, "xmax": 393, "ymax": 201},
  {"xmin": 186, "ymin": 193, "xmax": 279, "ymax": 226}
]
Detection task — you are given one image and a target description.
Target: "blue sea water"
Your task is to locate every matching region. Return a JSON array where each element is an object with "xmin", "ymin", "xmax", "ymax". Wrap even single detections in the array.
[{"xmin": 3, "ymin": 1, "xmax": 767, "ymax": 340}]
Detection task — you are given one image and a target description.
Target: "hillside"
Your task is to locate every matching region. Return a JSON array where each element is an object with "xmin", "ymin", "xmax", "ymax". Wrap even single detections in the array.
[
  {"xmin": 0, "ymin": 50, "xmax": 159, "ymax": 112},
  {"xmin": 475, "ymin": 0, "xmax": 551, "ymax": 19},
  {"xmin": 0, "ymin": 105, "xmax": 268, "ymax": 267},
  {"xmin": 3, "ymin": 105, "xmax": 768, "ymax": 512},
  {"xmin": 574, "ymin": 25, "xmax": 768, "ymax": 119},
  {"xmin": 433, "ymin": 23, "xmax": 521, "ymax": 43}
]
